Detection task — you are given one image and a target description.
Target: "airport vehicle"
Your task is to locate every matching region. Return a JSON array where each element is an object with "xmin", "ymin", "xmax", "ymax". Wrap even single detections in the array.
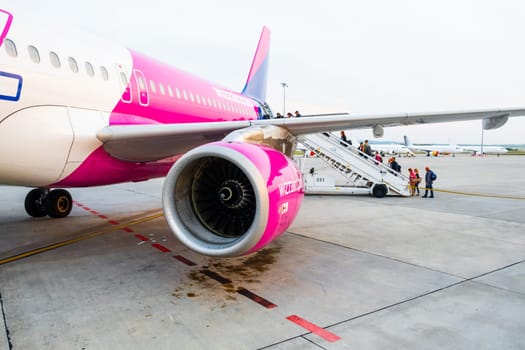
[
  {"xmin": 1, "ymin": 4, "xmax": 524, "ymax": 257},
  {"xmin": 403, "ymin": 136, "xmax": 465, "ymax": 156},
  {"xmin": 296, "ymin": 133, "xmax": 412, "ymax": 197}
]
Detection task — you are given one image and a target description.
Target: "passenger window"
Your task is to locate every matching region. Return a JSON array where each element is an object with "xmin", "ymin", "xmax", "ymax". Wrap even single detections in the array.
[
  {"xmin": 120, "ymin": 72, "xmax": 128, "ymax": 86},
  {"xmin": 167, "ymin": 85, "xmax": 173, "ymax": 97},
  {"xmin": 137, "ymin": 75, "xmax": 146, "ymax": 90},
  {"xmin": 159, "ymin": 82, "xmax": 165, "ymax": 95},
  {"xmin": 196, "ymin": 94, "xmax": 201, "ymax": 104},
  {"xmin": 28, "ymin": 45, "xmax": 40, "ymax": 63},
  {"xmin": 49, "ymin": 51, "xmax": 60, "ymax": 68},
  {"xmin": 4, "ymin": 39, "xmax": 17, "ymax": 57},
  {"xmin": 149, "ymin": 80, "xmax": 157, "ymax": 93},
  {"xmin": 183, "ymin": 90, "xmax": 188, "ymax": 100},
  {"xmin": 68, "ymin": 57, "xmax": 79, "ymax": 73},
  {"xmin": 100, "ymin": 66, "xmax": 109, "ymax": 80},
  {"xmin": 85, "ymin": 62, "xmax": 94, "ymax": 77},
  {"xmin": 175, "ymin": 88, "xmax": 181, "ymax": 99}
]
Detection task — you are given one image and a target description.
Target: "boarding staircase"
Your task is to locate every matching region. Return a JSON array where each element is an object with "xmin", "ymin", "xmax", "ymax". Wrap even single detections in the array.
[{"xmin": 296, "ymin": 133, "xmax": 411, "ymax": 197}]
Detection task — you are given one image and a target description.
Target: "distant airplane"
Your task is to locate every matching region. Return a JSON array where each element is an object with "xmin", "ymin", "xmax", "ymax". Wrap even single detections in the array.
[
  {"xmin": 403, "ymin": 136, "xmax": 465, "ymax": 156},
  {"xmin": 461, "ymin": 145, "xmax": 508, "ymax": 155},
  {"xmin": 1, "ymin": 4, "xmax": 525, "ymax": 257},
  {"xmin": 368, "ymin": 141, "xmax": 415, "ymax": 157}
]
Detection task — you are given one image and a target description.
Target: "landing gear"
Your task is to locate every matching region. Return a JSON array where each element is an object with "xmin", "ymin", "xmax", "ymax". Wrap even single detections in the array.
[
  {"xmin": 24, "ymin": 188, "xmax": 48, "ymax": 217},
  {"xmin": 45, "ymin": 189, "xmax": 73, "ymax": 218},
  {"xmin": 24, "ymin": 188, "xmax": 73, "ymax": 218}
]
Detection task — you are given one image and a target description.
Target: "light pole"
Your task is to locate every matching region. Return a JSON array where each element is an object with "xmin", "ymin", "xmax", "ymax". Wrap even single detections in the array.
[
  {"xmin": 281, "ymin": 82, "xmax": 288, "ymax": 115},
  {"xmin": 480, "ymin": 122, "xmax": 484, "ymax": 156}
]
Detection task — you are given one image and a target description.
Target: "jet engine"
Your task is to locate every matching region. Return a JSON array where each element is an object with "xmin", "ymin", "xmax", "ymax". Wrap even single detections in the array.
[
  {"xmin": 162, "ymin": 141, "xmax": 304, "ymax": 257},
  {"xmin": 483, "ymin": 113, "xmax": 509, "ymax": 130}
]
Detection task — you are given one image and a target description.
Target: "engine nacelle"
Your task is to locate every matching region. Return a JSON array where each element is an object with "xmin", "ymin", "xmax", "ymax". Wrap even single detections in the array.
[
  {"xmin": 372, "ymin": 124, "xmax": 384, "ymax": 138},
  {"xmin": 483, "ymin": 113, "xmax": 509, "ymax": 130},
  {"xmin": 162, "ymin": 141, "xmax": 304, "ymax": 257}
]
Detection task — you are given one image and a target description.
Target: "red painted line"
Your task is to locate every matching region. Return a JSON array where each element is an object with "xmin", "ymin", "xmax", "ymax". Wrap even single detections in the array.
[
  {"xmin": 83, "ymin": 207, "xmax": 91, "ymax": 211},
  {"xmin": 173, "ymin": 255, "xmax": 196, "ymax": 266},
  {"xmin": 151, "ymin": 243, "xmax": 171, "ymax": 253},
  {"xmin": 237, "ymin": 287, "xmax": 277, "ymax": 309},
  {"xmin": 98, "ymin": 214, "xmax": 108, "ymax": 219},
  {"xmin": 90, "ymin": 210, "xmax": 99, "ymax": 215},
  {"xmin": 108, "ymin": 220, "xmax": 119, "ymax": 225},
  {"xmin": 201, "ymin": 269, "xmax": 232, "ymax": 284},
  {"xmin": 286, "ymin": 315, "xmax": 341, "ymax": 342},
  {"xmin": 135, "ymin": 234, "xmax": 149, "ymax": 242},
  {"xmin": 123, "ymin": 227, "xmax": 134, "ymax": 233}
]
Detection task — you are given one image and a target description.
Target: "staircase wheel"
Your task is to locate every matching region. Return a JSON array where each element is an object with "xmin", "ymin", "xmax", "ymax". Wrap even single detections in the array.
[{"xmin": 372, "ymin": 184, "xmax": 388, "ymax": 198}]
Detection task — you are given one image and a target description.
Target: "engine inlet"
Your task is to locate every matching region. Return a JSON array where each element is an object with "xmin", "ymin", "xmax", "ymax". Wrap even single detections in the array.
[{"xmin": 191, "ymin": 158, "xmax": 256, "ymax": 238}]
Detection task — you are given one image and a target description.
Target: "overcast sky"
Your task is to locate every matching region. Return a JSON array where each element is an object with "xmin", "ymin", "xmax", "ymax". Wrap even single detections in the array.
[{"xmin": 24, "ymin": 0, "xmax": 525, "ymax": 144}]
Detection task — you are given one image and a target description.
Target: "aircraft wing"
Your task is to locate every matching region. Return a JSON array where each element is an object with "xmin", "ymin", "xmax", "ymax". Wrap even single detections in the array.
[{"xmin": 97, "ymin": 108, "xmax": 525, "ymax": 162}]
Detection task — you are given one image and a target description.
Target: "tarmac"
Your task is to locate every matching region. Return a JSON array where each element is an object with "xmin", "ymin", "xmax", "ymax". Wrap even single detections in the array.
[{"xmin": 0, "ymin": 154, "xmax": 524, "ymax": 350}]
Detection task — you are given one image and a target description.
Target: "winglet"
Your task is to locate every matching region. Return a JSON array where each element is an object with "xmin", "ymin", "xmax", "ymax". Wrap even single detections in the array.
[
  {"xmin": 403, "ymin": 135, "xmax": 412, "ymax": 147},
  {"xmin": 241, "ymin": 26, "xmax": 271, "ymax": 102}
]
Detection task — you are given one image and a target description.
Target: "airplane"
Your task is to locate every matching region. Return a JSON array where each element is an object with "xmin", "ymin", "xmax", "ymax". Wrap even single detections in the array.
[
  {"xmin": 460, "ymin": 145, "xmax": 508, "ymax": 155},
  {"xmin": 368, "ymin": 141, "xmax": 415, "ymax": 157},
  {"xmin": 1, "ymin": 4, "xmax": 525, "ymax": 258},
  {"xmin": 403, "ymin": 135, "xmax": 465, "ymax": 157}
]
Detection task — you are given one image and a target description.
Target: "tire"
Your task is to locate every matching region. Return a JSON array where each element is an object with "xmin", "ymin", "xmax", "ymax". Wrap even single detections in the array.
[
  {"xmin": 372, "ymin": 184, "xmax": 388, "ymax": 198},
  {"xmin": 24, "ymin": 189, "xmax": 47, "ymax": 217},
  {"xmin": 45, "ymin": 189, "xmax": 73, "ymax": 218}
]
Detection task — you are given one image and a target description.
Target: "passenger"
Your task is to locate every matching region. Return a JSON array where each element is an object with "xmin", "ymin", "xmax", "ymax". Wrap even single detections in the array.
[
  {"xmin": 422, "ymin": 166, "xmax": 436, "ymax": 198},
  {"xmin": 386, "ymin": 157, "xmax": 392, "ymax": 172},
  {"xmin": 363, "ymin": 140, "xmax": 373, "ymax": 156},
  {"xmin": 340, "ymin": 131, "xmax": 350, "ymax": 146},
  {"xmin": 414, "ymin": 168, "xmax": 421, "ymax": 196},
  {"xmin": 359, "ymin": 141, "xmax": 365, "ymax": 156},
  {"xmin": 340, "ymin": 130, "xmax": 348, "ymax": 143},
  {"xmin": 390, "ymin": 156, "xmax": 401, "ymax": 173},
  {"xmin": 286, "ymin": 112, "xmax": 293, "ymax": 118},
  {"xmin": 294, "ymin": 110, "xmax": 302, "ymax": 117},
  {"xmin": 408, "ymin": 168, "xmax": 417, "ymax": 196},
  {"xmin": 374, "ymin": 151, "xmax": 383, "ymax": 164},
  {"xmin": 275, "ymin": 112, "xmax": 284, "ymax": 118}
]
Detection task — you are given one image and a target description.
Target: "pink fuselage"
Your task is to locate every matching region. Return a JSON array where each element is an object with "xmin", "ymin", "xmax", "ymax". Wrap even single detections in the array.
[{"xmin": 53, "ymin": 51, "xmax": 261, "ymax": 188}]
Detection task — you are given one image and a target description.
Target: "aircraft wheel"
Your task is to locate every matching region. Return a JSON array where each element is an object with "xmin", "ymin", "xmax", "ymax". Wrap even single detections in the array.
[
  {"xmin": 24, "ymin": 189, "xmax": 48, "ymax": 217},
  {"xmin": 372, "ymin": 184, "xmax": 388, "ymax": 198},
  {"xmin": 45, "ymin": 189, "xmax": 73, "ymax": 218}
]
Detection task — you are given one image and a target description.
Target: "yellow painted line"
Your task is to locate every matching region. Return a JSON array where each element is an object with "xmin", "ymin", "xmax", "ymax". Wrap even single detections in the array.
[
  {"xmin": 0, "ymin": 211, "xmax": 164, "ymax": 265},
  {"xmin": 421, "ymin": 188, "xmax": 525, "ymax": 200}
]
